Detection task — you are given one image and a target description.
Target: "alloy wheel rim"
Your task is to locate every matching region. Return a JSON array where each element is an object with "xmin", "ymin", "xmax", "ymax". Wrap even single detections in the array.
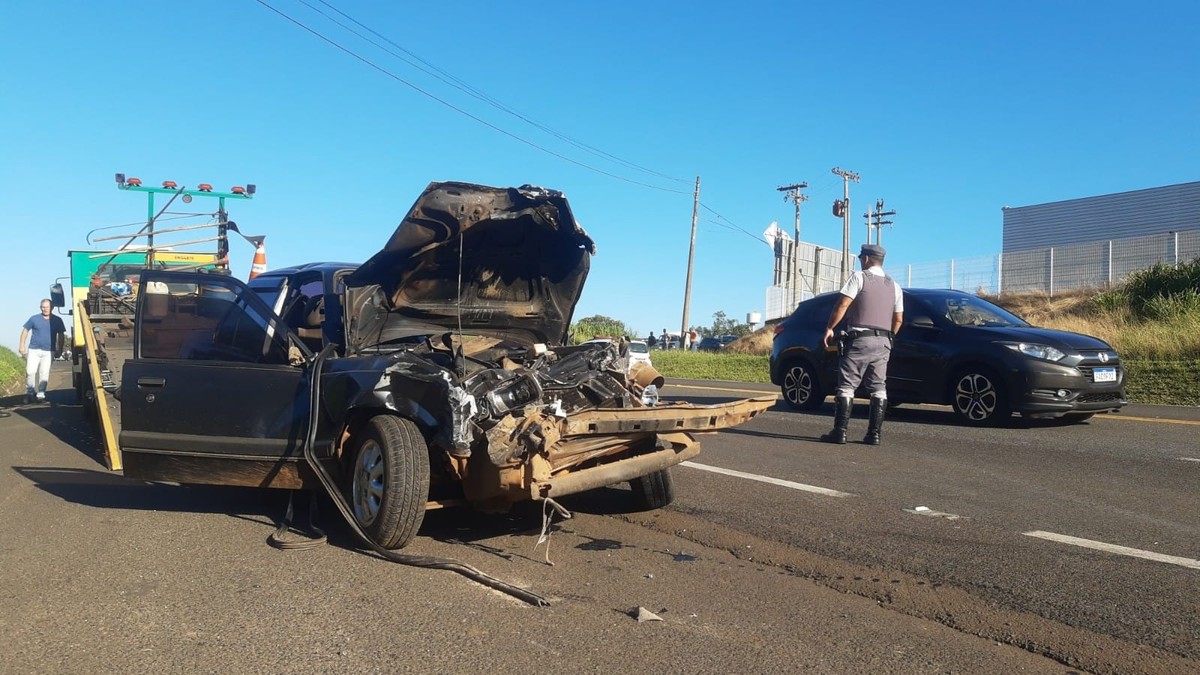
[
  {"xmin": 955, "ymin": 373, "xmax": 997, "ymax": 421},
  {"xmin": 785, "ymin": 366, "xmax": 812, "ymax": 405},
  {"xmin": 353, "ymin": 440, "xmax": 386, "ymax": 526}
]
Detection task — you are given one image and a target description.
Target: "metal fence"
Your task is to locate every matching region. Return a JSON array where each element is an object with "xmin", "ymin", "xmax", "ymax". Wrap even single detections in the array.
[{"xmin": 765, "ymin": 228, "xmax": 1200, "ymax": 321}]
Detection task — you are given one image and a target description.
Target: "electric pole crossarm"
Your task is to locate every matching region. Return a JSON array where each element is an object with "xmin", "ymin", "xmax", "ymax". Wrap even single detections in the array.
[{"xmin": 776, "ymin": 182, "xmax": 808, "ymax": 312}]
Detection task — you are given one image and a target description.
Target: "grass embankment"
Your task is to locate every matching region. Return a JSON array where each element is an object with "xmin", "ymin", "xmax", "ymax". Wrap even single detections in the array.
[
  {"xmin": 657, "ymin": 261, "xmax": 1200, "ymax": 406},
  {"xmin": 652, "ymin": 349, "xmax": 771, "ymax": 384},
  {"xmin": 0, "ymin": 347, "xmax": 24, "ymax": 396}
]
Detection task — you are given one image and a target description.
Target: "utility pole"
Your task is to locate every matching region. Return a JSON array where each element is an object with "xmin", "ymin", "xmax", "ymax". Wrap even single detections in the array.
[
  {"xmin": 869, "ymin": 198, "xmax": 896, "ymax": 245},
  {"xmin": 777, "ymin": 182, "xmax": 808, "ymax": 311},
  {"xmin": 831, "ymin": 167, "xmax": 860, "ymax": 285},
  {"xmin": 681, "ymin": 176, "xmax": 700, "ymax": 349}
]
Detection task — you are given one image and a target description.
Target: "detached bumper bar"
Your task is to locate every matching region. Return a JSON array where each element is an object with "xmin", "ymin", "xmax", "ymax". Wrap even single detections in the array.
[{"xmin": 536, "ymin": 438, "xmax": 700, "ymax": 499}]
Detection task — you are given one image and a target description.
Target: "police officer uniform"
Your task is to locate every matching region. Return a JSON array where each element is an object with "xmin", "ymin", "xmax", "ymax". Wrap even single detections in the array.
[{"xmin": 820, "ymin": 244, "xmax": 903, "ymax": 445}]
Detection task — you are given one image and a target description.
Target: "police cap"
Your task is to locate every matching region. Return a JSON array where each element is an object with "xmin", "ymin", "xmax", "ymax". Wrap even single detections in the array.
[{"xmin": 859, "ymin": 243, "xmax": 886, "ymax": 258}]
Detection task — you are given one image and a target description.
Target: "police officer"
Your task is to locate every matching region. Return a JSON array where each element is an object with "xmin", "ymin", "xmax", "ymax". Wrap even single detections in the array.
[{"xmin": 820, "ymin": 244, "xmax": 903, "ymax": 445}]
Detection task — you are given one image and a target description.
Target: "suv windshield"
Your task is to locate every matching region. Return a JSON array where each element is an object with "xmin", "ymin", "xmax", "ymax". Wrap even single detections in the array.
[{"xmin": 933, "ymin": 294, "xmax": 1028, "ymax": 327}]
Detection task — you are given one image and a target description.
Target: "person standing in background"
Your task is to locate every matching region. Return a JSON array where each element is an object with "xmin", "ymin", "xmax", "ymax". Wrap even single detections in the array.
[{"xmin": 18, "ymin": 298, "xmax": 66, "ymax": 403}]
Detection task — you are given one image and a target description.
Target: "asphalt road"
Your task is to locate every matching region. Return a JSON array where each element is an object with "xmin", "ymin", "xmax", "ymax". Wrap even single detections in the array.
[{"xmin": 1, "ymin": 365, "xmax": 1196, "ymax": 673}]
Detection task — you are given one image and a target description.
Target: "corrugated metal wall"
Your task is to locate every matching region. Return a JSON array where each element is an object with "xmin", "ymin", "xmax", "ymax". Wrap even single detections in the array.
[{"xmin": 1002, "ymin": 181, "xmax": 1200, "ymax": 252}]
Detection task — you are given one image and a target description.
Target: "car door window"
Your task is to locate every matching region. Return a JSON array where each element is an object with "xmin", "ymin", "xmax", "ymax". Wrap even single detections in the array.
[{"xmin": 139, "ymin": 275, "xmax": 294, "ymax": 365}]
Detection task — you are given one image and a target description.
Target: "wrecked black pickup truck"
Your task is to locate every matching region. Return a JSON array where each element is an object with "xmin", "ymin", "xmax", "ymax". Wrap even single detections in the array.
[{"xmin": 118, "ymin": 182, "xmax": 773, "ymax": 549}]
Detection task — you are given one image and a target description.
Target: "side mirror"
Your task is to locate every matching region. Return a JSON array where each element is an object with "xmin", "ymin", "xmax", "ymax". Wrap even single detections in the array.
[
  {"xmin": 50, "ymin": 283, "xmax": 65, "ymax": 308},
  {"xmin": 910, "ymin": 315, "xmax": 936, "ymax": 328}
]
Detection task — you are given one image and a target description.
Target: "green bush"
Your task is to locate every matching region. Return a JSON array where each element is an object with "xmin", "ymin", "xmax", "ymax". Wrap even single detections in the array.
[
  {"xmin": 1090, "ymin": 289, "xmax": 1128, "ymax": 314},
  {"xmin": 0, "ymin": 347, "xmax": 23, "ymax": 396},
  {"xmin": 1121, "ymin": 259, "xmax": 1200, "ymax": 318},
  {"xmin": 1141, "ymin": 289, "xmax": 1200, "ymax": 321},
  {"xmin": 569, "ymin": 315, "xmax": 633, "ymax": 344}
]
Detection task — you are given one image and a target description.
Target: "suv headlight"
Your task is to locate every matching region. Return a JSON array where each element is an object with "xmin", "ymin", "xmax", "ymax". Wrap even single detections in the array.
[{"xmin": 1002, "ymin": 342, "xmax": 1066, "ymax": 362}]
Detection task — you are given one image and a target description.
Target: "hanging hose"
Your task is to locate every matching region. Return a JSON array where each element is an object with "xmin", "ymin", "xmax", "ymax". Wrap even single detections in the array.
[
  {"xmin": 301, "ymin": 345, "xmax": 550, "ymax": 607},
  {"xmin": 267, "ymin": 490, "xmax": 327, "ymax": 551}
]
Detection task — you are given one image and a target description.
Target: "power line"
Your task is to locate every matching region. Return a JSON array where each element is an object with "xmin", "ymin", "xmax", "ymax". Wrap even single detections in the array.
[
  {"xmin": 254, "ymin": 0, "xmax": 689, "ymax": 194},
  {"xmin": 699, "ymin": 203, "xmax": 770, "ymax": 247},
  {"xmin": 307, "ymin": 0, "xmax": 691, "ymax": 186}
]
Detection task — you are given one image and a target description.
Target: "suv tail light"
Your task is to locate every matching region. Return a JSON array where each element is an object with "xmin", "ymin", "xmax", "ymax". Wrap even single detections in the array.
[{"xmin": 773, "ymin": 323, "xmax": 786, "ymax": 336}]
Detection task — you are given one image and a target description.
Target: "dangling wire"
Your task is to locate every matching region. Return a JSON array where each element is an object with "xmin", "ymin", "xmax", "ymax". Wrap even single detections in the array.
[
  {"xmin": 533, "ymin": 496, "xmax": 573, "ymax": 566},
  {"xmin": 455, "ymin": 228, "xmax": 465, "ymax": 378}
]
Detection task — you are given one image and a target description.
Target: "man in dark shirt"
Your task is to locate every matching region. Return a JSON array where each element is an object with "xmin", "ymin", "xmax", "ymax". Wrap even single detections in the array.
[
  {"xmin": 18, "ymin": 299, "xmax": 66, "ymax": 403},
  {"xmin": 820, "ymin": 245, "xmax": 903, "ymax": 445}
]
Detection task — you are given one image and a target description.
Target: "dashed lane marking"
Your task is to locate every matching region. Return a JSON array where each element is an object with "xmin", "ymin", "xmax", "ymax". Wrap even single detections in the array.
[
  {"xmin": 680, "ymin": 461, "xmax": 854, "ymax": 497},
  {"xmin": 1023, "ymin": 531, "xmax": 1200, "ymax": 570},
  {"xmin": 1179, "ymin": 457, "xmax": 1200, "ymax": 463}
]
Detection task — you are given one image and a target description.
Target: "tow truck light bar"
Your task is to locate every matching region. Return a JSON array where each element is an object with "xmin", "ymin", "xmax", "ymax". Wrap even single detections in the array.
[{"xmin": 115, "ymin": 174, "xmax": 253, "ymax": 200}]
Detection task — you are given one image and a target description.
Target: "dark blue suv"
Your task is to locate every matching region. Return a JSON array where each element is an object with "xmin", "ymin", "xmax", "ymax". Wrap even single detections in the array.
[{"xmin": 769, "ymin": 289, "xmax": 1127, "ymax": 425}]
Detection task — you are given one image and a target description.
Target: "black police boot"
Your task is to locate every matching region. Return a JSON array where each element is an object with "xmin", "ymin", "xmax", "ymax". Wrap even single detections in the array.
[
  {"xmin": 821, "ymin": 396, "xmax": 852, "ymax": 444},
  {"xmin": 864, "ymin": 397, "xmax": 885, "ymax": 445}
]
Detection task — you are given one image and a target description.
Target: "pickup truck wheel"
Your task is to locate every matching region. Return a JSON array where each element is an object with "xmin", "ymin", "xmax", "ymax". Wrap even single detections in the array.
[
  {"xmin": 349, "ymin": 415, "xmax": 430, "ymax": 550},
  {"xmin": 629, "ymin": 468, "xmax": 674, "ymax": 510}
]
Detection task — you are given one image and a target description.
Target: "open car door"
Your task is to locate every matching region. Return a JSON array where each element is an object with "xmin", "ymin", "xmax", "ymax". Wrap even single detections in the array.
[{"xmin": 119, "ymin": 271, "xmax": 315, "ymax": 488}]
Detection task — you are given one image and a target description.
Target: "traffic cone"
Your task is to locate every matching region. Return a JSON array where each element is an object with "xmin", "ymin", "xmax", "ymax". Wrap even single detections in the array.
[{"xmin": 249, "ymin": 242, "xmax": 267, "ymax": 280}]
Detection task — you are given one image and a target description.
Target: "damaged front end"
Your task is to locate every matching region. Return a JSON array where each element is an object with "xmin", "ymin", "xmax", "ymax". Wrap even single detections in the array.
[{"xmin": 351, "ymin": 337, "xmax": 772, "ymax": 512}]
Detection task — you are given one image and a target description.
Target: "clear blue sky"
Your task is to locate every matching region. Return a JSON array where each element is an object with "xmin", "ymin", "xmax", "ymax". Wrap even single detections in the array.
[{"xmin": 2, "ymin": 1, "xmax": 1197, "ymax": 350}]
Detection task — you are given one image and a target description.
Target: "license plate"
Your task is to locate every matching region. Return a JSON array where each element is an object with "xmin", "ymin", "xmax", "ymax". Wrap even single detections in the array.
[{"xmin": 1093, "ymin": 367, "xmax": 1117, "ymax": 383}]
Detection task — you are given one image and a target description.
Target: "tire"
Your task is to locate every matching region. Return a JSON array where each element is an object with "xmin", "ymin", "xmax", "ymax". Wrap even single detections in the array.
[
  {"xmin": 348, "ymin": 415, "xmax": 430, "ymax": 550},
  {"xmin": 629, "ymin": 468, "xmax": 674, "ymax": 510},
  {"xmin": 780, "ymin": 359, "xmax": 825, "ymax": 410},
  {"xmin": 951, "ymin": 368, "xmax": 1011, "ymax": 426}
]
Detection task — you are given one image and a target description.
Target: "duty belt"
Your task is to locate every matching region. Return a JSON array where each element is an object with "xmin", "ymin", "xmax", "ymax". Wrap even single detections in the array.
[{"xmin": 846, "ymin": 328, "xmax": 893, "ymax": 339}]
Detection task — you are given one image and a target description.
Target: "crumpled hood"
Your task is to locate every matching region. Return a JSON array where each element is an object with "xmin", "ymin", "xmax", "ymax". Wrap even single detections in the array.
[
  {"xmin": 973, "ymin": 325, "xmax": 1115, "ymax": 352},
  {"xmin": 345, "ymin": 182, "xmax": 595, "ymax": 346}
]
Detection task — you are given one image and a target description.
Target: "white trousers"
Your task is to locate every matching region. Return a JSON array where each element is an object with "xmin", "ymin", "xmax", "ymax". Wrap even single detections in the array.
[{"xmin": 25, "ymin": 348, "xmax": 52, "ymax": 395}]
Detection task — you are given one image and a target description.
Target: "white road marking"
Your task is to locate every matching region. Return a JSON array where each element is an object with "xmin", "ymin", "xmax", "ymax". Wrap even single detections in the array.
[
  {"xmin": 903, "ymin": 506, "xmax": 965, "ymax": 520},
  {"xmin": 1023, "ymin": 531, "xmax": 1200, "ymax": 570},
  {"xmin": 1179, "ymin": 457, "xmax": 1200, "ymax": 463},
  {"xmin": 679, "ymin": 461, "xmax": 853, "ymax": 497}
]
